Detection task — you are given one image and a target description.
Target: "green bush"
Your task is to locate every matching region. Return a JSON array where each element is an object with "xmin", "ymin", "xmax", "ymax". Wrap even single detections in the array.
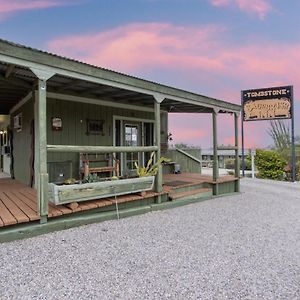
[
  {"xmin": 255, "ymin": 149, "xmax": 287, "ymax": 180},
  {"xmin": 224, "ymin": 158, "xmax": 235, "ymax": 169},
  {"xmin": 244, "ymin": 155, "xmax": 252, "ymax": 170}
]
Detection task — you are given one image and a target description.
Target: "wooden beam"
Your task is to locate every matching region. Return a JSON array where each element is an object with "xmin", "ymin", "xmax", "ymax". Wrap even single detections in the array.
[
  {"xmin": 36, "ymin": 80, "xmax": 49, "ymax": 221},
  {"xmin": 56, "ymin": 79, "xmax": 82, "ymax": 92},
  {"xmin": 5, "ymin": 64, "xmax": 15, "ymax": 78},
  {"xmin": 0, "ymin": 85, "xmax": 27, "ymax": 91},
  {"xmin": 34, "ymin": 91, "xmax": 39, "ymax": 191},
  {"xmin": 0, "ymin": 74, "xmax": 32, "ymax": 89},
  {"xmin": 30, "ymin": 67, "xmax": 55, "ymax": 81},
  {"xmin": 10, "ymin": 92, "xmax": 32, "ymax": 114},
  {"xmin": 92, "ymin": 90, "xmax": 136, "ymax": 98},
  {"xmin": 47, "ymin": 92, "xmax": 154, "ymax": 113},
  {"xmin": 47, "ymin": 145, "xmax": 158, "ymax": 153},
  {"xmin": 154, "ymin": 100, "xmax": 163, "ymax": 197}
]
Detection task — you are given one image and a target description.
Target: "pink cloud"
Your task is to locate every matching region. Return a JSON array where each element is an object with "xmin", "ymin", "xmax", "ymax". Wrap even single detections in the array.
[
  {"xmin": 209, "ymin": 0, "xmax": 272, "ymax": 20},
  {"xmin": 210, "ymin": 0, "xmax": 230, "ymax": 6},
  {"xmin": 0, "ymin": 0, "xmax": 77, "ymax": 20},
  {"xmin": 47, "ymin": 22, "xmax": 300, "ymax": 102},
  {"xmin": 169, "ymin": 114, "xmax": 209, "ymax": 146},
  {"xmin": 47, "ymin": 23, "xmax": 226, "ymax": 74},
  {"xmin": 47, "ymin": 22, "xmax": 299, "ymax": 148}
]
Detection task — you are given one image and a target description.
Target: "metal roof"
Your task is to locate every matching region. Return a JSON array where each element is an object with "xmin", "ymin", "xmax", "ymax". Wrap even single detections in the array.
[
  {"xmin": 0, "ymin": 38, "xmax": 241, "ymax": 115},
  {"xmin": 201, "ymin": 149, "xmax": 250, "ymax": 156}
]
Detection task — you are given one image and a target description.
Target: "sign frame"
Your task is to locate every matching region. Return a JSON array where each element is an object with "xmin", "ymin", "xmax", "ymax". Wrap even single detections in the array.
[
  {"xmin": 242, "ymin": 85, "xmax": 293, "ymax": 122},
  {"xmin": 241, "ymin": 85, "xmax": 296, "ymax": 182}
]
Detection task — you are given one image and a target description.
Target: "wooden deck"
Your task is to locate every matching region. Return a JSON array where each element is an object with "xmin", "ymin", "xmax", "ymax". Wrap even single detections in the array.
[
  {"xmin": 0, "ymin": 173, "xmax": 237, "ymax": 228},
  {"xmin": 0, "ymin": 178, "xmax": 163, "ymax": 228},
  {"xmin": 163, "ymin": 172, "xmax": 237, "ymax": 190}
]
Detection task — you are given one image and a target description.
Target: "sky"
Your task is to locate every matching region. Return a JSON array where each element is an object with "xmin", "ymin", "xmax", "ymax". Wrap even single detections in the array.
[{"xmin": 1, "ymin": 0, "xmax": 299, "ymax": 149}]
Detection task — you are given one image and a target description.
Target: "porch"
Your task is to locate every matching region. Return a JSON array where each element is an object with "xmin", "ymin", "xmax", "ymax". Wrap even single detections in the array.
[{"xmin": 0, "ymin": 173, "xmax": 237, "ymax": 228}]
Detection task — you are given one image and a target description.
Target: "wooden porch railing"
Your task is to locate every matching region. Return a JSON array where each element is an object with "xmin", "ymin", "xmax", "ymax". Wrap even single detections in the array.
[{"xmin": 47, "ymin": 145, "xmax": 158, "ymax": 153}]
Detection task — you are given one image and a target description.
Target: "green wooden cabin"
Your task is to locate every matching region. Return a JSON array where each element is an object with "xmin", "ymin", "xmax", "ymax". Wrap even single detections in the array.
[{"xmin": 0, "ymin": 39, "xmax": 241, "ymax": 226}]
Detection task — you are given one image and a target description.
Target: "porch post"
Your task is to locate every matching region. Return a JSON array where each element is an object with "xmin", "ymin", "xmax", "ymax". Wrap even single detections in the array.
[
  {"xmin": 35, "ymin": 79, "xmax": 48, "ymax": 223},
  {"xmin": 30, "ymin": 68, "xmax": 55, "ymax": 224},
  {"xmin": 33, "ymin": 90, "xmax": 39, "ymax": 190},
  {"xmin": 154, "ymin": 95, "xmax": 164, "ymax": 203},
  {"xmin": 212, "ymin": 109, "xmax": 219, "ymax": 195},
  {"xmin": 234, "ymin": 112, "xmax": 240, "ymax": 192}
]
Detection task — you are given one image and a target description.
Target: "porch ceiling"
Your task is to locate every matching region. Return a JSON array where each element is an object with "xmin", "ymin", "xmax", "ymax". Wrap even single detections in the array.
[
  {"xmin": 0, "ymin": 63, "xmax": 216, "ymax": 114},
  {"xmin": 0, "ymin": 62, "xmax": 230, "ymax": 115}
]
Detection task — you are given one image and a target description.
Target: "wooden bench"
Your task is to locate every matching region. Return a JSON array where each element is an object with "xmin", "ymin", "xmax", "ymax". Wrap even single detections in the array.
[{"xmin": 80, "ymin": 153, "xmax": 120, "ymax": 178}]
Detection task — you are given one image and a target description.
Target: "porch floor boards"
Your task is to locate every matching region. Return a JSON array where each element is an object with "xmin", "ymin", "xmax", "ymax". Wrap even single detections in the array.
[
  {"xmin": 0, "ymin": 179, "xmax": 164, "ymax": 228},
  {"xmin": 0, "ymin": 173, "xmax": 236, "ymax": 228},
  {"xmin": 163, "ymin": 173, "xmax": 209, "ymax": 192}
]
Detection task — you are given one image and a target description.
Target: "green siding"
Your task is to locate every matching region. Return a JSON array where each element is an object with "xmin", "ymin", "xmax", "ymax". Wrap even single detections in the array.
[
  {"xmin": 47, "ymin": 99, "xmax": 154, "ymax": 180},
  {"xmin": 160, "ymin": 112, "xmax": 168, "ymax": 145},
  {"xmin": 12, "ymin": 98, "xmax": 34, "ymax": 185},
  {"xmin": 217, "ymin": 181, "xmax": 236, "ymax": 194},
  {"xmin": 12, "ymin": 96, "xmax": 171, "ymax": 185},
  {"xmin": 165, "ymin": 149, "xmax": 202, "ymax": 173}
]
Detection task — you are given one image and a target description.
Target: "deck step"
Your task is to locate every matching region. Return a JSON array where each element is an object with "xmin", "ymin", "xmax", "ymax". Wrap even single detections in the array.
[
  {"xmin": 164, "ymin": 182, "xmax": 207, "ymax": 194},
  {"xmin": 169, "ymin": 188, "xmax": 212, "ymax": 201}
]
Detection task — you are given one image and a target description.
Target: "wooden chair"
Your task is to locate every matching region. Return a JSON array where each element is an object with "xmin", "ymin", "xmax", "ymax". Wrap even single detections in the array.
[{"xmin": 80, "ymin": 153, "xmax": 120, "ymax": 178}]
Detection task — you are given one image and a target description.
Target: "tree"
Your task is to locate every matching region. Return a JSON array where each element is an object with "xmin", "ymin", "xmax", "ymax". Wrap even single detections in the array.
[
  {"xmin": 267, "ymin": 120, "xmax": 300, "ymax": 180},
  {"xmin": 174, "ymin": 143, "xmax": 199, "ymax": 149},
  {"xmin": 268, "ymin": 120, "xmax": 291, "ymax": 151},
  {"xmin": 174, "ymin": 143, "xmax": 189, "ymax": 149}
]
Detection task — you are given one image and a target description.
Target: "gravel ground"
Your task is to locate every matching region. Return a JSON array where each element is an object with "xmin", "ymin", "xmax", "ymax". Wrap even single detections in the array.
[{"xmin": 0, "ymin": 178, "xmax": 299, "ymax": 300}]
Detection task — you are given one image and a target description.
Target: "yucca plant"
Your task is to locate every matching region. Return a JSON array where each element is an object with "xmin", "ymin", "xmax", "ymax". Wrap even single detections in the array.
[
  {"xmin": 135, "ymin": 152, "xmax": 171, "ymax": 177},
  {"xmin": 82, "ymin": 173, "xmax": 100, "ymax": 183}
]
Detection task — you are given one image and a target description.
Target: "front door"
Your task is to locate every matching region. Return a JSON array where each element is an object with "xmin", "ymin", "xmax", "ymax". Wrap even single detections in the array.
[
  {"xmin": 114, "ymin": 118, "xmax": 154, "ymax": 177},
  {"xmin": 124, "ymin": 123, "xmax": 141, "ymax": 176}
]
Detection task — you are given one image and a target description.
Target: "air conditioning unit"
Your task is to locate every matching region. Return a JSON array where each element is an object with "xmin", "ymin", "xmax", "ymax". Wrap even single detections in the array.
[
  {"xmin": 47, "ymin": 161, "xmax": 73, "ymax": 183},
  {"xmin": 1, "ymin": 145, "xmax": 10, "ymax": 155}
]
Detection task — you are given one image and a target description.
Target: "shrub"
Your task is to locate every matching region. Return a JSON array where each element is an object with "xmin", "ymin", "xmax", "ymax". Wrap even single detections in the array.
[
  {"xmin": 243, "ymin": 155, "xmax": 252, "ymax": 170},
  {"xmin": 224, "ymin": 158, "xmax": 235, "ymax": 169},
  {"xmin": 255, "ymin": 149, "xmax": 287, "ymax": 180},
  {"xmin": 224, "ymin": 156, "xmax": 251, "ymax": 170}
]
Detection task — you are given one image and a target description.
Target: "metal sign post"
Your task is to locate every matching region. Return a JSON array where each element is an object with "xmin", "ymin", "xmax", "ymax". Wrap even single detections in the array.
[
  {"xmin": 241, "ymin": 91, "xmax": 245, "ymax": 177},
  {"xmin": 290, "ymin": 86, "xmax": 296, "ymax": 182}
]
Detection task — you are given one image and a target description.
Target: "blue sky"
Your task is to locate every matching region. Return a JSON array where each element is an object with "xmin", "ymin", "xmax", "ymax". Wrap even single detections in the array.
[{"xmin": 1, "ymin": 0, "xmax": 299, "ymax": 148}]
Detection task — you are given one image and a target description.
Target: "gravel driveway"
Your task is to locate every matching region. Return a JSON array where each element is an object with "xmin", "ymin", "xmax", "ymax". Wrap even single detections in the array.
[{"xmin": 0, "ymin": 178, "xmax": 299, "ymax": 300}]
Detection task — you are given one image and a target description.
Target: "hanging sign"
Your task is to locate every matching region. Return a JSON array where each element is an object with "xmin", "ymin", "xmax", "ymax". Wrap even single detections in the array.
[{"xmin": 242, "ymin": 86, "xmax": 292, "ymax": 121}]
